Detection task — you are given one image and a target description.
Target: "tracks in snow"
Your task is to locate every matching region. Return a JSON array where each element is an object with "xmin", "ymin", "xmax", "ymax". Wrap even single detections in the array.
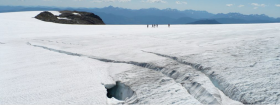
[{"xmin": 27, "ymin": 42, "xmax": 242, "ymax": 105}]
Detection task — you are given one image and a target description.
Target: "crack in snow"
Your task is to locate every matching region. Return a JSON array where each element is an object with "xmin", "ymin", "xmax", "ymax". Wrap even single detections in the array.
[
  {"xmin": 142, "ymin": 50, "xmax": 244, "ymax": 105},
  {"xmin": 27, "ymin": 43, "xmax": 164, "ymax": 71},
  {"xmin": 27, "ymin": 42, "xmax": 226, "ymax": 104},
  {"xmin": 141, "ymin": 50, "xmax": 211, "ymax": 71}
]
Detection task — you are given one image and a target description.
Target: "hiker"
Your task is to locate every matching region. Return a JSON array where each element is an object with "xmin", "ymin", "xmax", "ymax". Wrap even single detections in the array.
[
  {"xmin": 168, "ymin": 24, "xmax": 170, "ymax": 28},
  {"xmin": 147, "ymin": 24, "xmax": 149, "ymax": 28}
]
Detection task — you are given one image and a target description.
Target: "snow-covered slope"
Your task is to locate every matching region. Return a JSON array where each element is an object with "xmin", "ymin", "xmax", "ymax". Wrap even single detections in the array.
[{"xmin": 0, "ymin": 11, "xmax": 280, "ymax": 104}]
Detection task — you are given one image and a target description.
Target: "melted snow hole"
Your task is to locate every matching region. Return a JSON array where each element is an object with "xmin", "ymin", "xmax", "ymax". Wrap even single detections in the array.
[{"xmin": 106, "ymin": 81, "xmax": 134, "ymax": 100}]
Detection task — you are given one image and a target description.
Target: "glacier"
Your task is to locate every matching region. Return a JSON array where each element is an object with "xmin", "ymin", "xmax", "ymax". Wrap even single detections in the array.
[{"xmin": 0, "ymin": 11, "xmax": 280, "ymax": 105}]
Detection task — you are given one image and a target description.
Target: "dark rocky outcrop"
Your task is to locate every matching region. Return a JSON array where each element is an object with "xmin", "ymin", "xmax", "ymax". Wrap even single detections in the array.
[
  {"xmin": 35, "ymin": 11, "xmax": 105, "ymax": 25},
  {"xmin": 188, "ymin": 19, "xmax": 221, "ymax": 24}
]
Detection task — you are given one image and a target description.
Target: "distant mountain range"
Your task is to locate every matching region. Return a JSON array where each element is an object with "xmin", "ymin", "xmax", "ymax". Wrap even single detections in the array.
[
  {"xmin": 1, "ymin": 5, "xmax": 279, "ymax": 24},
  {"xmin": 188, "ymin": 19, "xmax": 221, "ymax": 24}
]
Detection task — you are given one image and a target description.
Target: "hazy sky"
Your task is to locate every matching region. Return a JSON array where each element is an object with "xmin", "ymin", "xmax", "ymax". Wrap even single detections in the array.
[{"xmin": 1, "ymin": 0, "xmax": 280, "ymax": 17}]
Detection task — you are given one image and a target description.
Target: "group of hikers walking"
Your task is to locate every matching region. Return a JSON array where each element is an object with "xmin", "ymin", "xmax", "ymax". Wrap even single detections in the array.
[
  {"xmin": 147, "ymin": 24, "xmax": 158, "ymax": 28},
  {"xmin": 147, "ymin": 24, "xmax": 170, "ymax": 28}
]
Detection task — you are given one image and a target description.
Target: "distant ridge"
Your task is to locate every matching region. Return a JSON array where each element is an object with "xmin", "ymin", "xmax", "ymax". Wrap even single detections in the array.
[
  {"xmin": 0, "ymin": 5, "xmax": 279, "ymax": 24},
  {"xmin": 188, "ymin": 19, "xmax": 221, "ymax": 24}
]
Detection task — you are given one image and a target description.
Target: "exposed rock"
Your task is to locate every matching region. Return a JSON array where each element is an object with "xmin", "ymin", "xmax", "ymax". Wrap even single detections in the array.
[
  {"xmin": 35, "ymin": 11, "xmax": 105, "ymax": 25},
  {"xmin": 34, "ymin": 11, "xmax": 57, "ymax": 22}
]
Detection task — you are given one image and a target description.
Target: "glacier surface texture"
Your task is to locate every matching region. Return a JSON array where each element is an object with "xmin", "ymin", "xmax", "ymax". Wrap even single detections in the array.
[{"xmin": 1, "ymin": 11, "xmax": 280, "ymax": 105}]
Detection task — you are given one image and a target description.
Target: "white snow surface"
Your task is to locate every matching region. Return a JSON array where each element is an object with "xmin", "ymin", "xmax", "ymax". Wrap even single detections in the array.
[
  {"xmin": 73, "ymin": 12, "xmax": 81, "ymax": 16},
  {"xmin": 1, "ymin": 11, "xmax": 280, "ymax": 105},
  {"xmin": 49, "ymin": 11, "xmax": 61, "ymax": 16},
  {"xmin": 57, "ymin": 17, "xmax": 72, "ymax": 20}
]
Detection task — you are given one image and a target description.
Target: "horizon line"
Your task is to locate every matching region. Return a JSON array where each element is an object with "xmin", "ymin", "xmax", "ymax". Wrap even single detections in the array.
[{"xmin": 0, "ymin": 5, "xmax": 278, "ymax": 18}]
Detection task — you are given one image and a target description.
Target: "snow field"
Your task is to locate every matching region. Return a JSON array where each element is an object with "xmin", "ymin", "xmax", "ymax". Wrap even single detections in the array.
[{"xmin": 1, "ymin": 11, "xmax": 280, "ymax": 104}]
